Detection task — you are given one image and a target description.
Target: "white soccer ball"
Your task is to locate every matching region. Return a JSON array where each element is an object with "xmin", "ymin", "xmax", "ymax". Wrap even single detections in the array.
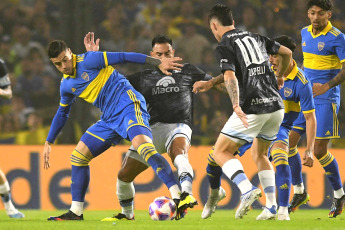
[{"xmin": 148, "ymin": 196, "xmax": 176, "ymax": 221}]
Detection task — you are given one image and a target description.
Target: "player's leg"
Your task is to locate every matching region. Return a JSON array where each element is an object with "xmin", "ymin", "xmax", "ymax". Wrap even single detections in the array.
[
  {"xmin": 253, "ymin": 109, "xmax": 284, "ymax": 220},
  {"xmin": 102, "ymin": 148, "xmax": 149, "ymax": 221},
  {"xmin": 48, "ymin": 122, "xmax": 115, "ymax": 221},
  {"xmin": 270, "ymin": 140, "xmax": 291, "ymax": 221},
  {"xmin": 313, "ymin": 103, "xmax": 344, "ymax": 217},
  {"xmin": 0, "ymin": 168, "xmax": 24, "ymax": 218}
]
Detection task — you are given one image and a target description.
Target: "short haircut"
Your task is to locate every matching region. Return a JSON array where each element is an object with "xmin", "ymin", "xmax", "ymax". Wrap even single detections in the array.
[
  {"xmin": 151, "ymin": 35, "xmax": 172, "ymax": 48},
  {"xmin": 273, "ymin": 35, "xmax": 297, "ymax": 53},
  {"xmin": 47, "ymin": 40, "xmax": 68, "ymax": 58},
  {"xmin": 208, "ymin": 3, "xmax": 233, "ymax": 26},
  {"xmin": 307, "ymin": 0, "xmax": 333, "ymax": 11}
]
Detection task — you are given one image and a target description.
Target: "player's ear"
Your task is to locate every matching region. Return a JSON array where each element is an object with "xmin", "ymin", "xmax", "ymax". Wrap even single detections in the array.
[{"xmin": 327, "ymin": 11, "xmax": 332, "ymax": 19}]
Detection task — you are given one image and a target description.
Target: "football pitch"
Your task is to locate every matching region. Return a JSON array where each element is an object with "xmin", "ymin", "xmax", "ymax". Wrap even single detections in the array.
[{"xmin": 1, "ymin": 209, "xmax": 344, "ymax": 230}]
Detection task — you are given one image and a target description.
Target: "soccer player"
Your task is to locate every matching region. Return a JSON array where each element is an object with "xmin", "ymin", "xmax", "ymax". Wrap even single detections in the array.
[
  {"xmin": 0, "ymin": 58, "xmax": 25, "ymax": 219},
  {"xmin": 196, "ymin": 36, "xmax": 316, "ymax": 221},
  {"xmin": 85, "ymin": 34, "xmax": 212, "ymax": 221},
  {"xmin": 194, "ymin": 4, "xmax": 291, "ymax": 220},
  {"xmin": 287, "ymin": 0, "xmax": 345, "ymax": 218},
  {"xmin": 43, "ymin": 35, "xmax": 193, "ymax": 221}
]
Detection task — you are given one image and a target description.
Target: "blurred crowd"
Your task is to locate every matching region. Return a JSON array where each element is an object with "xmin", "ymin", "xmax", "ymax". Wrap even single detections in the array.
[{"xmin": 0, "ymin": 0, "xmax": 345, "ymax": 146}]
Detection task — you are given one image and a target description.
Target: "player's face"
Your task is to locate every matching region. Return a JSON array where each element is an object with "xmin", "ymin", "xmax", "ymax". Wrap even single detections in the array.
[
  {"xmin": 50, "ymin": 49, "xmax": 74, "ymax": 75},
  {"xmin": 269, "ymin": 54, "xmax": 280, "ymax": 72},
  {"xmin": 308, "ymin": 5, "xmax": 331, "ymax": 31},
  {"xmin": 151, "ymin": 43, "xmax": 175, "ymax": 59}
]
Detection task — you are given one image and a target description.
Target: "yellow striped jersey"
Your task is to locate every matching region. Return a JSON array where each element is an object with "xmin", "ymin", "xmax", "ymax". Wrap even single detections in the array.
[{"xmin": 301, "ymin": 21, "xmax": 345, "ymax": 104}]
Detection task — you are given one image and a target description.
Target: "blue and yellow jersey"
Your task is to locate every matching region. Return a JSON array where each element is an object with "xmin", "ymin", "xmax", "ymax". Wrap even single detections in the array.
[
  {"xmin": 59, "ymin": 51, "xmax": 146, "ymax": 121},
  {"xmin": 280, "ymin": 61, "xmax": 315, "ymax": 129},
  {"xmin": 301, "ymin": 21, "xmax": 345, "ymax": 104}
]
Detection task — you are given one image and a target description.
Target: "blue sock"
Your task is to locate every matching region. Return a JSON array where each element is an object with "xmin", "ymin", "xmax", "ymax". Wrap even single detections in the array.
[
  {"xmin": 206, "ymin": 147, "xmax": 222, "ymax": 189},
  {"xmin": 319, "ymin": 152, "xmax": 343, "ymax": 191},
  {"xmin": 288, "ymin": 146, "xmax": 303, "ymax": 186},
  {"xmin": 272, "ymin": 149, "xmax": 291, "ymax": 207},
  {"xmin": 137, "ymin": 143, "xmax": 177, "ymax": 188},
  {"xmin": 71, "ymin": 165, "xmax": 90, "ymax": 201}
]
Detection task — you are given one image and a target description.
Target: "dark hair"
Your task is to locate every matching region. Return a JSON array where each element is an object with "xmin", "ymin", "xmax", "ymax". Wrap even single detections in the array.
[
  {"xmin": 307, "ymin": 0, "xmax": 333, "ymax": 11},
  {"xmin": 208, "ymin": 4, "xmax": 233, "ymax": 26},
  {"xmin": 47, "ymin": 40, "xmax": 68, "ymax": 58},
  {"xmin": 273, "ymin": 35, "xmax": 297, "ymax": 53},
  {"xmin": 151, "ymin": 34, "xmax": 172, "ymax": 48}
]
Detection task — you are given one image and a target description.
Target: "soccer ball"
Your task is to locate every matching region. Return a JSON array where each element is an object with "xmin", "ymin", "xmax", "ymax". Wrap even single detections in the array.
[{"xmin": 148, "ymin": 196, "xmax": 176, "ymax": 221}]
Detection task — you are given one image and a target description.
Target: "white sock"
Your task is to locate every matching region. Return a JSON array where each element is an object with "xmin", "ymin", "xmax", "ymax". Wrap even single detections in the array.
[
  {"xmin": 169, "ymin": 184, "xmax": 181, "ymax": 199},
  {"xmin": 258, "ymin": 170, "xmax": 277, "ymax": 208},
  {"xmin": 70, "ymin": 201, "xmax": 84, "ymax": 216},
  {"xmin": 222, "ymin": 159, "xmax": 253, "ymax": 194},
  {"xmin": 174, "ymin": 154, "xmax": 193, "ymax": 194},
  {"xmin": 116, "ymin": 179, "xmax": 135, "ymax": 218},
  {"xmin": 0, "ymin": 181, "xmax": 16, "ymax": 212},
  {"xmin": 334, "ymin": 188, "xmax": 345, "ymax": 199},
  {"xmin": 293, "ymin": 183, "xmax": 304, "ymax": 194}
]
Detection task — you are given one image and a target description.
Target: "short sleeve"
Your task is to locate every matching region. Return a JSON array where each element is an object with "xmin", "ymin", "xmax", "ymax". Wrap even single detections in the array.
[
  {"xmin": 59, "ymin": 85, "xmax": 76, "ymax": 107},
  {"xmin": 214, "ymin": 45, "xmax": 236, "ymax": 73},
  {"xmin": 334, "ymin": 34, "xmax": 345, "ymax": 63},
  {"xmin": 298, "ymin": 81, "xmax": 315, "ymax": 113},
  {"xmin": 260, "ymin": 35, "xmax": 281, "ymax": 55}
]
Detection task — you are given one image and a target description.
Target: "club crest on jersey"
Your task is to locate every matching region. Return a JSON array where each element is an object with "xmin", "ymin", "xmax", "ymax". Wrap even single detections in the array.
[
  {"xmin": 318, "ymin": 42, "xmax": 325, "ymax": 51},
  {"xmin": 152, "ymin": 76, "xmax": 179, "ymax": 95},
  {"xmin": 284, "ymin": 87, "xmax": 292, "ymax": 97},
  {"xmin": 81, "ymin": 72, "xmax": 90, "ymax": 81}
]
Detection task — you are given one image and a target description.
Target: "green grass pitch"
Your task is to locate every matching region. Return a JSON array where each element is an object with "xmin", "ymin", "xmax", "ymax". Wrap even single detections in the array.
[{"xmin": 0, "ymin": 209, "xmax": 344, "ymax": 230}]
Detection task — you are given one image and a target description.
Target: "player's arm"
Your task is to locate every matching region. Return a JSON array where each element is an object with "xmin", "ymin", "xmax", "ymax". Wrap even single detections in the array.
[
  {"xmin": 193, "ymin": 74, "xmax": 227, "ymax": 93},
  {"xmin": 83, "ymin": 32, "xmax": 182, "ymax": 75},
  {"xmin": 313, "ymin": 62, "xmax": 345, "ymax": 96},
  {"xmin": 276, "ymin": 45, "xmax": 292, "ymax": 88},
  {"xmin": 0, "ymin": 85, "xmax": 12, "ymax": 99},
  {"xmin": 224, "ymin": 70, "xmax": 248, "ymax": 128},
  {"xmin": 303, "ymin": 110, "xmax": 316, "ymax": 167},
  {"xmin": 43, "ymin": 103, "xmax": 73, "ymax": 169}
]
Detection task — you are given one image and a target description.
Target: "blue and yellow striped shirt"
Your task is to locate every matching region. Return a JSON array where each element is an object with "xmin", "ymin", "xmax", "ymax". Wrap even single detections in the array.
[{"xmin": 301, "ymin": 21, "xmax": 345, "ymax": 104}]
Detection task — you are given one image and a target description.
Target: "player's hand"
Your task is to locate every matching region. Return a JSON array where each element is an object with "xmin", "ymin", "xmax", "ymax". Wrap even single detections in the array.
[
  {"xmin": 233, "ymin": 105, "xmax": 249, "ymax": 128},
  {"xmin": 277, "ymin": 77, "xmax": 284, "ymax": 90},
  {"xmin": 302, "ymin": 149, "xmax": 314, "ymax": 167},
  {"xmin": 312, "ymin": 83, "xmax": 329, "ymax": 97},
  {"xmin": 43, "ymin": 141, "xmax": 52, "ymax": 170},
  {"xmin": 193, "ymin": 81, "xmax": 212, "ymax": 94},
  {"xmin": 84, "ymin": 32, "xmax": 100, "ymax": 52},
  {"xmin": 159, "ymin": 57, "xmax": 183, "ymax": 75}
]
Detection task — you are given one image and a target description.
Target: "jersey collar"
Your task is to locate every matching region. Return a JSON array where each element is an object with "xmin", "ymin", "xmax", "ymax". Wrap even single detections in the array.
[
  {"xmin": 63, "ymin": 54, "xmax": 77, "ymax": 78},
  {"xmin": 307, "ymin": 21, "xmax": 332, "ymax": 38},
  {"xmin": 285, "ymin": 60, "xmax": 298, "ymax": 81}
]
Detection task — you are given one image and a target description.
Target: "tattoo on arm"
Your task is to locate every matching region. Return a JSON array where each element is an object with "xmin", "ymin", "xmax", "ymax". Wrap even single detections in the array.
[
  {"xmin": 224, "ymin": 78, "xmax": 239, "ymax": 106},
  {"xmin": 214, "ymin": 83, "xmax": 228, "ymax": 94},
  {"xmin": 210, "ymin": 74, "xmax": 224, "ymax": 86},
  {"xmin": 328, "ymin": 69, "xmax": 345, "ymax": 88}
]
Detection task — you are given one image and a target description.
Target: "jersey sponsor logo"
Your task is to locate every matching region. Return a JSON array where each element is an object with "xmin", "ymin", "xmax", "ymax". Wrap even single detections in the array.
[
  {"xmin": 251, "ymin": 96, "xmax": 280, "ymax": 105},
  {"xmin": 72, "ymin": 88, "xmax": 76, "ymax": 92},
  {"xmin": 302, "ymin": 41, "xmax": 306, "ymax": 46},
  {"xmin": 152, "ymin": 76, "xmax": 180, "ymax": 95},
  {"xmin": 284, "ymin": 87, "xmax": 292, "ymax": 97},
  {"xmin": 81, "ymin": 72, "xmax": 90, "ymax": 81},
  {"xmin": 318, "ymin": 42, "xmax": 325, "ymax": 51}
]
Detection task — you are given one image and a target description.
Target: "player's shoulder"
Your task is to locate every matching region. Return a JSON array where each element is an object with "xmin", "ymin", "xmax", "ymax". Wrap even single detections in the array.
[
  {"xmin": 180, "ymin": 63, "xmax": 205, "ymax": 75},
  {"xmin": 295, "ymin": 68, "xmax": 309, "ymax": 85},
  {"xmin": 329, "ymin": 26, "xmax": 344, "ymax": 38}
]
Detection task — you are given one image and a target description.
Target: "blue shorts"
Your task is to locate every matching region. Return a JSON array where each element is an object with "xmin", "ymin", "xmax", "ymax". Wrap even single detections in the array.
[
  {"xmin": 80, "ymin": 88, "xmax": 152, "ymax": 157},
  {"xmin": 292, "ymin": 103, "xmax": 339, "ymax": 139}
]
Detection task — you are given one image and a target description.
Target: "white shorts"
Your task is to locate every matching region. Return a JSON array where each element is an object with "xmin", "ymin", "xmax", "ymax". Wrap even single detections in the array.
[
  {"xmin": 127, "ymin": 122, "xmax": 192, "ymax": 166},
  {"xmin": 221, "ymin": 109, "xmax": 284, "ymax": 145}
]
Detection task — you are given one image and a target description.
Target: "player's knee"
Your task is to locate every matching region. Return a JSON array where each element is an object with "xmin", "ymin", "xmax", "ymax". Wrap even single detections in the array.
[
  {"xmin": 117, "ymin": 169, "xmax": 134, "ymax": 183},
  {"xmin": 70, "ymin": 149, "xmax": 92, "ymax": 166}
]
